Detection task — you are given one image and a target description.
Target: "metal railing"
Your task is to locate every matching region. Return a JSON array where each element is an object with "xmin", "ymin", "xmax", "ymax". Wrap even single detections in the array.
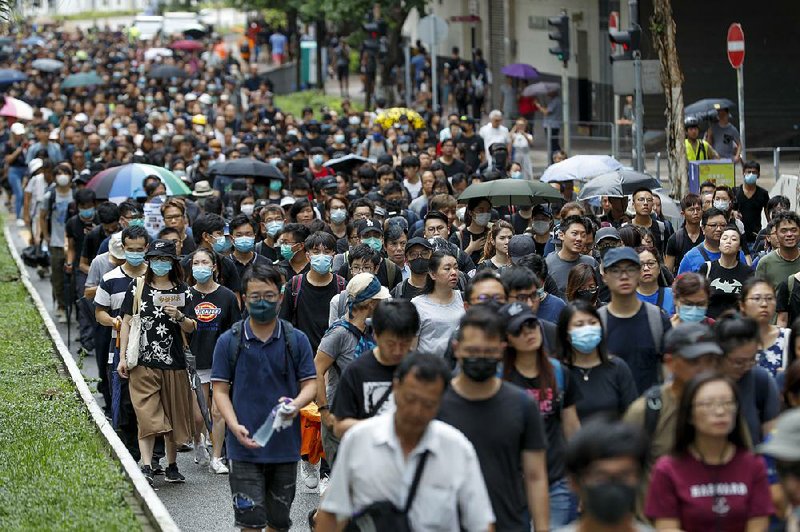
[
  {"xmin": 545, "ymin": 121, "xmax": 616, "ymax": 162},
  {"xmin": 745, "ymin": 147, "xmax": 800, "ymax": 180}
]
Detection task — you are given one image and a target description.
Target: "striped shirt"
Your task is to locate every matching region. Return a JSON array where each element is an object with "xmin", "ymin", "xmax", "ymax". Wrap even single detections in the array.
[{"xmin": 95, "ymin": 266, "xmax": 138, "ymax": 363}]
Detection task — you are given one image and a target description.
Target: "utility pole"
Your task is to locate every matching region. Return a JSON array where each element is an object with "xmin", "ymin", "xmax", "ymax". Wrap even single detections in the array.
[{"xmin": 548, "ymin": 11, "xmax": 571, "ymax": 156}]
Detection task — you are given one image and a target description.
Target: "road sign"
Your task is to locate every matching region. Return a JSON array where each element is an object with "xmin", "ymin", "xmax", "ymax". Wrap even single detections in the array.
[
  {"xmin": 727, "ymin": 23, "xmax": 745, "ymax": 69},
  {"xmin": 609, "ymin": 11, "xmax": 620, "ymax": 53},
  {"xmin": 612, "ymin": 59, "xmax": 663, "ymax": 95},
  {"xmin": 418, "ymin": 14, "xmax": 448, "ymax": 46}
]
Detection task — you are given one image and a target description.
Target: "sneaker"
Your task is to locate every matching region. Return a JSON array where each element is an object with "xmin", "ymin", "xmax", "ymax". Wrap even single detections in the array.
[
  {"xmin": 302, "ymin": 460, "xmax": 319, "ymax": 489},
  {"xmin": 15, "ymin": 218, "xmax": 25, "ymax": 228},
  {"xmin": 177, "ymin": 441, "xmax": 194, "ymax": 452},
  {"xmin": 209, "ymin": 457, "xmax": 229, "ymax": 474},
  {"xmin": 55, "ymin": 309, "xmax": 67, "ymax": 324},
  {"xmin": 141, "ymin": 465, "xmax": 153, "ymax": 485},
  {"xmin": 151, "ymin": 459, "xmax": 164, "ymax": 476},
  {"xmin": 164, "ymin": 463, "xmax": 185, "ymax": 483},
  {"xmin": 194, "ymin": 442, "xmax": 210, "ymax": 466},
  {"xmin": 319, "ymin": 474, "xmax": 330, "ymax": 496}
]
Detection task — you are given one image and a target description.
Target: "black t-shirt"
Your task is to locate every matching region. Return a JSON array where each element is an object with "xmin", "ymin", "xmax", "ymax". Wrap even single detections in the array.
[
  {"xmin": 390, "ymin": 279, "xmax": 425, "ymax": 300},
  {"xmin": 735, "ymin": 185, "xmax": 770, "ymax": 243},
  {"xmin": 81, "ymin": 224, "xmax": 110, "ymax": 263},
  {"xmin": 120, "ymin": 281, "xmax": 191, "ymax": 370},
  {"xmin": 66, "ymin": 214, "xmax": 96, "ymax": 267},
  {"xmin": 456, "ymin": 133, "xmax": 484, "ymax": 173},
  {"xmin": 255, "ymin": 241, "xmax": 278, "ymax": 262},
  {"xmin": 699, "ymin": 260, "xmax": 754, "ymax": 319},
  {"xmin": 231, "ymin": 252, "xmax": 273, "ymax": 282},
  {"xmin": 439, "ymin": 157, "xmax": 467, "ymax": 178},
  {"xmin": 665, "ymin": 227, "xmax": 704, "ymax": 273},
  {"xmin": 332, "ymin": 350, "xmax": 396, "ymax": 420},
  {"xmin": 5, "ymin": 141, "xmax": 25, "ymax": 167},
  {"xmin": 505, "ymin": 365, "xmax": 578, "ymax": 485},
  {"xmin": 566, "ymin": 357, "xmax": 639, "ymax": 421},
  {"xmin": 279, "ymin": 273, "xmax": 345, "ymax": 352},
  {"xmin": 438, "ymin": 381, "xmax": 547, "ymax": 532},
  {"xmin": 185, "ymin": 285, "xmax": 241, "ymax": 370},
  {"xmin": 450, "ymin": 227, "xmax": 488, "ymax": 266},
  {"xmin": 777, "ymin": 277, "xmax": 800, "ymax": 327},
  {"xmin": 510, "ymin": 213, "xmax": 531, "ymax": 235},
  {"xmin": 274, "ymin": 258, "xmax": 311, "ymax": 284},
  {"xmin": 180, "ymin": 254, "xmax": 242, "ymax": 295}
]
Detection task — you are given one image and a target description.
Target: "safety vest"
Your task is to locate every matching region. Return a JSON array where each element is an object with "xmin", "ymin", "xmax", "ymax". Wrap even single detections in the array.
[{"xmin": 685, "ymin": 139, "xmax": 710, "ymax": 161}]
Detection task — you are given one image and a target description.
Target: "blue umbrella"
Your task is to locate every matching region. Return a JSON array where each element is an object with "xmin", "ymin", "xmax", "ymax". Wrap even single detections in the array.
[
  {"xmin": 0, "ymin": 69, "xmax": 28, "ymax": 87},
  {"xmin": 22, "ymin": 36, "xmax": 46, "ymax": 47},
  {"xmin": 501, "ymin": 63, "xmax": 539, "ymax": 80}
]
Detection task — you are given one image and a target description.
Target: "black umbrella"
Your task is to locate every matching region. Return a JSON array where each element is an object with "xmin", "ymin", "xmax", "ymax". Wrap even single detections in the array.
[
  {"xmin": 323, "ymin": 153, "xmax": 370, "ymax": 173},
  {"xmin": 148, "ymin": 65, "xmax": 188, "ymax": 80},
  {"xmin": 685, "ymin": 98, "xmax": 736, "ymax": 120},
  {"xmin": 210, "ymin": 158, "xmax": 285, "ymax": 181}
]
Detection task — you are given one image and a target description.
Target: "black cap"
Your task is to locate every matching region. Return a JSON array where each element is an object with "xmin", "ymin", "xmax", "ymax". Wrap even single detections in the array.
[
  {"xmin": 145, "ymin": 239, "xmax": 177, "ymax": 260},
  {"xmin": 315, "ymin": 176, "xmax": 338, "ymax": 190},
  {"xmin": 498, "ymin": 302, "xmax": 539, "ymax": 335},
  {"xmin": 405, "ymin": 237, "xmax": 433, "ymax": 253},
  {"xmin": 355, "ymin": 218, "xmax": 383, "ymax": 236},
  {"xmin": 665, "ymin": 323, "xmax": 723, "ymax": 359},
  {"xmin": 508, "ymin": 235, "xmax": 536, "ymax": 263}
]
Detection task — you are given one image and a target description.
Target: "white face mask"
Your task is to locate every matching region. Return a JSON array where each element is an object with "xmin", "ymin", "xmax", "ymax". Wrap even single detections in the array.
[
  {"xmin": 473, "ymin": 212, "xmax": 491, "ymax": 227},
  {"xmin": 713, "ymin": 200, "xmax": 730, "ymax": 212},
  {"xmin": 240, "ymin": 204, "xmax": 255, "ymax": 216},
  {"xmin": 56, "ymin": 174, "xmax": 71, "ymax": 187},
  {"xmin": 532, "ymin": 220, "xmax": 551, "ymax": 235}
]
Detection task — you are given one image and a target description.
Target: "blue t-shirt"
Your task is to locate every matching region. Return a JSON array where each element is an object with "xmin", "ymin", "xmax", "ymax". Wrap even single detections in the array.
[
  {"xmin": 538, "ymin": 293, "xmax": 566, "ymax": 323},
  {"xmin": 678, "ymin": 244, "xmax": 747, "ymax": 274},
  {"xmin": 269, "ymin": 33, "xmax": 287, "ymax": 54},
  {"xmin": 637, "ymin": 287, "xmax": 676, "ymax": 316},
  {"xmin": 211, "ymin": 319, "xmax": 316, "ymax": 464}
]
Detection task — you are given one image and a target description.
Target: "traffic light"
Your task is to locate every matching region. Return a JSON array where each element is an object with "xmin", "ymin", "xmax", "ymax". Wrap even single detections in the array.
[
  {"xmin": 548, "ymin": 13, "xmax": 570, "ymax": 66},
  {"xmin": 609, "ymin": 24, "xmax": 641, "ymax": 63}
]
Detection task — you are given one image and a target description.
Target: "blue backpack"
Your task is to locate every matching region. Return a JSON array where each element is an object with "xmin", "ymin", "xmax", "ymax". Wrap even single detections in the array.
[{"xmin": 326, "ymin": 319, "xmax": 377, "ymax": 377}]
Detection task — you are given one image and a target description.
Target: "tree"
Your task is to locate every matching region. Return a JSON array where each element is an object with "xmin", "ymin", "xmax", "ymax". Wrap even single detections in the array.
[{"xmin": 650, "ymin": 0, "xmax": 687, "ymax": 197}]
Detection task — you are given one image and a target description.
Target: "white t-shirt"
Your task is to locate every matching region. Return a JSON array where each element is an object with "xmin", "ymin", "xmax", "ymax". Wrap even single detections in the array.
[
  {"xmin": 404, "ymin": 178, "xmax": 423, "ymax": 200},
  {"xmin": 479, "ymin": 123, "xmax": 509, "ymax": 160}
]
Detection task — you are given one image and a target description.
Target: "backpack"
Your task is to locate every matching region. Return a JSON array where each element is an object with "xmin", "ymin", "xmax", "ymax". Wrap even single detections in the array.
[
  {"xmin": 226, "ymin": 318, "xmax": 299, "ymax": 391},
  {"xmin": 598, "ymin": 302, "xmax": 666, "ymax": 370},
  {"xmin": 325, "ymin": 319, "xmax": 377, "ymax": 378},
  {"xmin": 289, "ymin": 272, "xmax": 347, "ymax": 319}
]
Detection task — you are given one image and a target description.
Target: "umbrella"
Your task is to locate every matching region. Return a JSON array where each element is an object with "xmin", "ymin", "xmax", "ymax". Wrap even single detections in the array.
[
  {"xmin": 182, "ymin": 24, "xmax": 208, "ymax": 39},
  {"xmin": 685, "ymin": 98, "xmax": 736, "ymax": 119},
  {"xmin": 148, "ymin": 65, "xmax": 188, "ymax": 80},
  {"xmin": 0, "ymin": 69, "xmax": 28, "ymax": 87},
  {"xmin": 22, "ymin": 36, "xmax": 46, "ymax": 47},
  {"xmin": 501, "ymin": 63, "xmax": 540, "ymax": 80},
  {"xmin": 87, "ymin": 164, "xmax": 191, "ymax": 201},
  {"xmin": 323, "ymin": 154, "xmax": 371, "ymax": 173},
  {"xmin": 171, "ymin": 40, "xmax": 205, "ymax": 52},
  {"xmin": 31, "ymin": 58, "xmax": 64, "ymax": 72},
  {"xmin": 144, "ymin": 47, "xmax": 173, "ymax": 61},
  {"xmin": 653, "ymin": 188, "xmax": 682, "ymax": 219},
  {"xmin": 0, "ymin": 96, "xmax": 33, "ymax": 121},
  {"xmin": 374, "ymin": 107, "xmax": 426, "ymax": 130},
  {"xmin": 62, "ymin": 71, "xmax": 105, "ymax": 89},
  {"xmin": 210, "ymin": 158, "xmax": 285, "ymax": 181},
  {"xmin": 459, "ymin": 178, "xmax": 561, "ymax": 207},
  {"xmin": 541, "ymin": 155, "xmax": 623, "ymax": 183},
  {"xmin": 522, "ymin": 81, "xmax": 561, "ymax": 97},
  {"xmin": 577, "ymin": 169, "xmax": 661, "ymax": 200}
]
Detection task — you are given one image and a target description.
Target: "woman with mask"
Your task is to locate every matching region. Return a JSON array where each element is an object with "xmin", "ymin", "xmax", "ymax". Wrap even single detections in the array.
[
  {"xmin": 740, "ymin": 277, "xmax": 791, "ymax": 377},
  {"xmin": 713, "ymin": 185, "xmax": 746, "ymax": 235},
  {"xmin": 700, "ymin": 226, "xmax": 754, "ymax": 319},
  {"xmin": 237, "ymin": 194, "xmax": 256, "ymax": 217},
  {"xmin": 565, "ymin": 263, "xmax": 600, "ymax": 307},
  {"xmin": 509, "ymin": 118, "xmax": 534, "ymax": 179},
  {"xmin": 499, "ymin": 302, "xmax": 582, "ymax": 527},
  {"xmin": 451, "ymin": 197, "xmax": 493, "ymax": 265},
  {"xmin": 671, "ymin": 272, "xmax": 715, "ymax": 327},
  {"xmin": 324, "ymin": 195, "xmax": 349, "ymax": 241},
  {"xmin": 645, "ymin": 372, "xmax": 773, "ymax": 531},
  {"xmin": 637, "ymin": 246, "xmax": 676, "ymax": 316},
  {"xmin": 186, "ymin": 248, "xmax": 241, "ymax": 474},
  {"xmin": 117, "ymin": 239, "xmax": 196, "ymax": 485},
  {"xmin": 328, "ymin": 128, "xmax": 350, "ymax": 158},
  {"xmin": 477, "ymin": 220, "xmax": 513, "ymax": 271},
  {"xmin": 411, "ymin": 250, "xmax": 465, "ymax": 355},
  {"xmin": 557, "ymin": 301, "xmax": 638, "ymax": 420}
]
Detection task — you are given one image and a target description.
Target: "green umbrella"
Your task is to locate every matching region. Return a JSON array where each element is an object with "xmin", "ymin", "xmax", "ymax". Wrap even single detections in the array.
[
  {"xmin": 62, "ymin": 71, "xmax": 105, "ymax": 89},
  {"xmin": 458, "ymin": 178, "xmax": 561, "ymax": 207}
]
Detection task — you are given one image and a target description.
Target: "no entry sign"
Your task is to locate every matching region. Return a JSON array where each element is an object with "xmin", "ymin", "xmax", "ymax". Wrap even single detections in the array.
[{"xmin": 727, "ymin": 23, "xmax": 745, "ymax": 69}]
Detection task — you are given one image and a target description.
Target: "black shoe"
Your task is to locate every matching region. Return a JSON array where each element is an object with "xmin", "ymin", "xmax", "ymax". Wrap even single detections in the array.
[
  {"xmin": 165, "ymin": 463, "xmax": 185, "ymax": 483},
  {"xmin": 308, "ymin": 509, "xmax": 317, "ymax": 531},
  {"xmin": 141, "ymin": 465, "xmax": 153, "ymax": 485},
  {"xmin": 177, "ymin": 441, "xmax": 194, "ymax": 452},
  {"xmin": 151, "ymin": 459, "xmax": 164, "ymax": 476}
]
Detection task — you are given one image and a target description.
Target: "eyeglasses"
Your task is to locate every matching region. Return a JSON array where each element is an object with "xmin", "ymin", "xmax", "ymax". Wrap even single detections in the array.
[
  {"xmin": 512, "ymin": 292, "xmax": 536, "ymax": 303},
  {"xmin": 246, "ymin": 293, "xmax": 280, "ymax": 303},
  {"xmin": 705, "ymin": 223, "xmax": 727, "ymax": 229},
  {"xmin": 350, "ymin": 265, "xmax": 374, "ymax": 274},
  {"xmin": 605, "ymin": 266, "xmax": 640, "ymax": 278},
  {"xmin": 640, "ymin": 261, "xmax": 659, "ymax": 270},
  {"xmin": 694, "ymin": 400, "xmax": 737, "ymax": 413},
  {"xmin": 406, "ymin": 251, "xmax": 432, "ymax": 260},
  {"xmin": 474, "ymin": 294, "xmax": 506, "ymax": 304},
  {"xmin": 685, "ymin": 207, "xmax": 702, "ymax": 213},
  {"xmin": 746, "ymin": 296, "xmax": 776, "ymax": 305}
]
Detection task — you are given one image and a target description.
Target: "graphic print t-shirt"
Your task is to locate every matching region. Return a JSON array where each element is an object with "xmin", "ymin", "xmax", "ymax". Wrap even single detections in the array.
[
  {"xmin": 186, "ymin": 285, "xmax": 242, "ymax": 370},
  {"xmin": 332, "ymin": 350, "xmax": 396, "ymax": 420}
]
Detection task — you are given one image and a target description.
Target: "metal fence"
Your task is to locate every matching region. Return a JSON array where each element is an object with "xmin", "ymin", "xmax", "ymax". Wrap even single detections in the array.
[{"xmin": 745, "ymin": 147, "xmax": 800, "ymax": 181}]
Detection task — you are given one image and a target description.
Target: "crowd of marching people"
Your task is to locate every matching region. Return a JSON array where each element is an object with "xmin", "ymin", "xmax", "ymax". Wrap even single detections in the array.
[{"xmin": 7, "ymin": 20, "xmax": 800, "ymax": 532}]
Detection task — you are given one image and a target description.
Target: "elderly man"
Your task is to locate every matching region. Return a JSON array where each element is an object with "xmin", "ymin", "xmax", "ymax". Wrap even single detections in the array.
[{"xmin": 479, "ymin": 110, "xmax": 509, "ymax": 166}]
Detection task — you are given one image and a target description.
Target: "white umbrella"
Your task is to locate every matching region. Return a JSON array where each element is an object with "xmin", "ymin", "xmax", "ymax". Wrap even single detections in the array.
[
  {"xmin": 541, "ymin": 155, "xmax": 623, "ymax": 183},
  {"xmin": 522, "ymin": 81, "xmax": 561, "ymax": 97},
  {"xmin": 144, "ymin": 47, "xmax": 173, "ymax": 61},
  {"xmin": 0, "ymin": 96, "xmax": 33, "ymax": 121}
]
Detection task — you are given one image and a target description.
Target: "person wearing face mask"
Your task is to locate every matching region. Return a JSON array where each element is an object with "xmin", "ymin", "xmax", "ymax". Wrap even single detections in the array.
[
  {"xmin": 117, "ymin": 239, "xmax": 197, "ymax": 486},
  {"xmin": 437, "ymin": 305, "xmax": 550, "ymax": 532},
  {"xmin": 712, "ymin": 184, "xmax": 746, "ymax": 235},
  {"xmin": 528, "ymin": 205, "xmax": 554, "ymax": 255},
  {"xmin": 211, "ymin": 264, "xmax": 317, "ymax": 532},
  {"xmin": 559, "ymin": 418, "xmax": 652, "ymax": 532},
  {"xmin": 566, "ymin": 263, "xmax": 601, "ymax": 307},
  {"xmin": 670, "ymin": 272, "xmax": 715, "ymax": 328},
  {"xmin": 735, "ymin": 161, "xmax": 770, "ymax": 249},
  {"xmin": 183, "ymin": 213, "xmax": 242, "ymax": 296},
  {"xmin": 228, "ymin": 214, "xmax": 272, "ymax": 280},
  {"xmin": 451, "ymin": 197, "xmax": 493, "ymax": 265},
  {"xmin": 391, "ymin": 237, "xmax": 433, "ymax": 300},
  {"xmin": 324, "ymin": 195, "xmax": 349, "ymax": 241},
  {"xmin": 309, "ymin": 147, "xmax": 333, "ymax": 179},
  {"xmin": 273, "ymin": 223, "xmax": 312, "ymax": 282},
  {"xmin": 40, "ymin": 162, "xmax": 75, "ymax": 323},
  {"xmin": 557, "ymin": 301, "xmax": 638, "ymax": 421},
  {"xmin": 254, "ymin": 204, "xmax": 286, "ymax": 262}
]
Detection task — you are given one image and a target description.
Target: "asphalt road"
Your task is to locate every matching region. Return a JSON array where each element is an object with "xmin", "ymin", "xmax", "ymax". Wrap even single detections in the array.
[{"xmin": 9, "ymin": 224, "xmax": 319, "ymax": 531}]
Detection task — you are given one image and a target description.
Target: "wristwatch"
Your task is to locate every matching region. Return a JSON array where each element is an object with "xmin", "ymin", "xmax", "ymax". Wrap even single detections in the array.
[{"xmin": 177, "ymin": 313, "xmax": 186, "ymax": 323}]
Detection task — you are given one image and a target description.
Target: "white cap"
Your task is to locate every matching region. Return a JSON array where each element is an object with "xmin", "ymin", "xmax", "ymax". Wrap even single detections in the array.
[
  {"xmin": 10, "ymin": 122, "xmax": 25, "ymax": 135},
  {"xmin": 198, "ymin": 93, "xmax": 212, "ymax": 105},
  {"xmin": 346, "ymin": 272, "xmax": 391, "ymax": 302},
  {"xmin": 185, "ymin": 93, "xmax": 197, "ymax": 102},
  {"xmin": 74, "ymin": 112, "xmax": 88, "ymax": 123},
  {"xmin": 108, "ymin": 232, "xmax": 126, "ymax": 260},
  {"xmin": 97, "ymin": 125, "xmax": 109, "ymax": 137},
  {"xmin": 49, "ymin": 128, "xmax": 60, "ymax": 141},
  {"xmin": 152, "ymin": 134, "xmax": 163, "ymax": 143},
  {"xmin": 28, "ymin": 158, "xmax": 44, "ymax": 174},
  {"xmin": 279, "ymin": 196, "xmax": 296, "ymax": 208}
]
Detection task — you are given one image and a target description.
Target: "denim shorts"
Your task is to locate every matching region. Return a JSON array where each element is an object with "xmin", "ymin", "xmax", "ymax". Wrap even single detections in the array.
[{"xmin": 228, "ymin": 460, "xmax": 297, "ymax": 531}]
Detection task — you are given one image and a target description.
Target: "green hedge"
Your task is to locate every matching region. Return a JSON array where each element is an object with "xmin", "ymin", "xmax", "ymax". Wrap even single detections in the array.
[
  {"xmin": 0, "ymin": 224, "xmax": 142, "ymax": 531},
  {"xmin": 274, "ymin": 90, "xmax": 363, "ymax": 120}
]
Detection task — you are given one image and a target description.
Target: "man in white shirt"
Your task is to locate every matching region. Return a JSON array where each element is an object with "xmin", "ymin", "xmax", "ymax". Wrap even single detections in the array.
[
  {"xmin": 316, "ymin": 352, "xmax": 495, "ymax": 532},
  {"xmin": 479, "ymin": 110, "xmax": 509, "ymax": 165}
]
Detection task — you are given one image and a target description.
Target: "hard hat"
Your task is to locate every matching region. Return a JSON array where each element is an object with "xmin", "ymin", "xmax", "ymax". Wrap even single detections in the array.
[{"xmin": 191, "ymin": 114, "xmax": 207, "ymax": 126}]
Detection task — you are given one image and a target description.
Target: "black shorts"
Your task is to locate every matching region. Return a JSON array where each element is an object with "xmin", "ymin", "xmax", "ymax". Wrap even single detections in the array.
[{"xmin": 229, "ymin": 460, "xmax": 297, "ymax": 531}]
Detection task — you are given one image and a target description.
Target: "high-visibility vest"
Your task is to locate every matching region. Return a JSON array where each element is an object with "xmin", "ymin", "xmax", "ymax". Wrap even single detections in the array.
[{"xmin": 685, "ymin": 139, "xmax": 710, "ymax": 161}]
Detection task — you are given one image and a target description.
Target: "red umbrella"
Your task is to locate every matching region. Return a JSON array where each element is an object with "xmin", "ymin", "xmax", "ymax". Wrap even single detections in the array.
[{"xmin": 171, "ymin": 40, "xmax": 204, "ymax": 52}]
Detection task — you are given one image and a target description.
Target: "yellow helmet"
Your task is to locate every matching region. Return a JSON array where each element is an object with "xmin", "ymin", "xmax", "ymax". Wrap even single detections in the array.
[{"xmin": 191, "ymin": 114, "xmax": 207, "ymax": 126}]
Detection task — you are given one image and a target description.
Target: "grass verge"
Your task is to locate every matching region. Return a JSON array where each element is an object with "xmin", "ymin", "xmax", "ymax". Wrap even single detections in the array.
[
  {"xmin": 274, "ymin": 90, "xmax": 363, "ymax": 119},
  {"xmin": 0, "ymin": 222, "xmax": 142, "ymax": 531},
  {"xmin": 56, "ymin": 9, "xmax": 139, "ymax": 21}
]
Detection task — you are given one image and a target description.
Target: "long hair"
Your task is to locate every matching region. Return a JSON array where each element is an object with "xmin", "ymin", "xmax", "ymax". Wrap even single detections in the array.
[
  {"xmin": 421, "ymin": 250, "xmax": 456, "ymax": 295},
  {"xmin": 145, "ymin": 256, "xmax": 185, "ymax": 287},
  {"xmin": 673, "ymin": 372, "xmax": 750, "ymax": 457},
  {"xmin": 565, "ymin": 263, "xmax": 597, "ymax": 303},
  {"xmin": 503, "ymin": 316, "xmax": 555, "ymax": 395},
  {"xmin": 480, "ymin": 220, "xmax": 513, "ymax": 263},
  {"xmin": 187, "ymin": 247, "xmax": 220, "ymax": 285},
  {"xmin": 556, "ymin": 301, "xmax": 610, "ymax": 365}
]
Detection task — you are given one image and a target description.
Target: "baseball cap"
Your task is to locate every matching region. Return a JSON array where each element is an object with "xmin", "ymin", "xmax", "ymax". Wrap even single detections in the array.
[
  {"xmin": 346, "ymin": 272, "xmax": 390, "ymax": 303},
  {"xmin": 145, "ymin": 239, "xmax": 177, "ymax": 260},
  {"xmin": 10, "ymin": 122, "xmax": 25, "ymax": 135},
  {"xmin": 74, "ymin": 112, "xmax": 88, "ymax": 123},
  {"xmin": 355, "ymin": 218, "xmax": 383, "ymax": 237},
  {"xmin": 315, "ymin": 176, "xmax": 338, "ymax": 191},
  {"xmin": 28, "ymin": 158, "xmax": 44, "ymax": 175},
  {"xmin": 405, "ymin": 236, "xmax": 433, "ymax": 253},
  {"xmin": 108, "ymin": 232, "xmax": 126, "ymax": 260},
  {"xmin": 596, "ymin": 226, "xmax": 622, "ymax": 244},
  {"xmin": 280, "ymin": 196, "xmax": 296, "ymax": 208},
  {"xmin": 498, "ymin": 302, "xmax": 539, "ymax": 335},
  {"xmin": 602, "ymin": 247, "xmax": 640, "ymax": 269},
  {"xmin": 49, "ymin": 128, "xmax": 60, "ymax": 141},
  {"xmin": 508, "ymin": 235, "xmax": 536, "ymax": 264},
  {"xmin": 664, "ymin": 323, "xmax": 723, "ymax": 360},
  {"xmin": 758, "ymin": 410, "xmax": 800, "ymax": 461},
  {"xmin": 531, "ymin": 204, "xmax": 553, "ymax": 219}
]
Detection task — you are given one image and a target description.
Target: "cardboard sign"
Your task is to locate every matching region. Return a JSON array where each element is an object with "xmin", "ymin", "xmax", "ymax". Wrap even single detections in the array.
[
  {"xmin": 688, "ymin": 160, "xmax": 736, "ymax": 194},
  {"xmin": 153, "ymin": 292, "xmax": 185, "ymax": 307}
]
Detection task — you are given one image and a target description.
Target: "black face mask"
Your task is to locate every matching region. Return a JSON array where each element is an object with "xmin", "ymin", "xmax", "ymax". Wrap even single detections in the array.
[
  {"xmin": 492, "ymin": 153, "xmax": 508, "ymax": 169},
  {"xmin": 460, "ymin": 357, "xmax": 498, "ymax": 382},
  {"xmin": 575, "ymin": 289, "xmax": 598, "ymax": 306},
  {"xmin": 408, "ymin": 257, "xmax": 429, "ymax": 274},
  {"xmin": 582, "ymin": 482, "xmax": 637, "ymax": 525}
]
